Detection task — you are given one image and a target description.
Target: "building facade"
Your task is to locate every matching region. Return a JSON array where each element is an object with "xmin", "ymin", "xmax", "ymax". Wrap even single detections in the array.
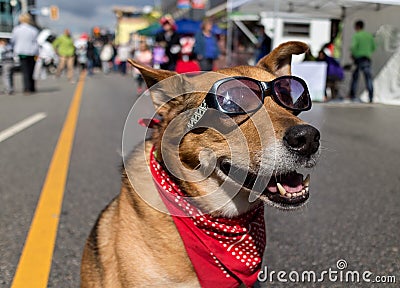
[{"xmin": 0, "ymin": 0, "xmax": 35, "ymax": 38}]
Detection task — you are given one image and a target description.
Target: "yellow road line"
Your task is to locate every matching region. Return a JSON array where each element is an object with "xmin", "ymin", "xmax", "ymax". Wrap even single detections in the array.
[{"xmin": 11, "ymin": 72, "xmax": 87, "ymax": 288}]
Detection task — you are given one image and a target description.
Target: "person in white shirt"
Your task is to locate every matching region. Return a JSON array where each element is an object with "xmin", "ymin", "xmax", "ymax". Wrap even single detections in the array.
[
  {"xmin": 34, "ymin": 30, "xmax": 58, "ymax": 80},
  {"xmin": 11, "ymin": 13, "xmax": 39, "ymax": 94},
  {"xmin": 133, "ymin": 42, "xmax": 152, "ymax": 93},
  {"xmin": 116, "ymin": 43, "xmax": 131, "ymax": 75}
]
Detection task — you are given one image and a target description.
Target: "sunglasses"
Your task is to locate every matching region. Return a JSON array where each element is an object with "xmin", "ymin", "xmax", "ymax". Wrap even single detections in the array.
[{"xmin": 186, "ymin": 75, "xmax": 311, "ymax": 130}]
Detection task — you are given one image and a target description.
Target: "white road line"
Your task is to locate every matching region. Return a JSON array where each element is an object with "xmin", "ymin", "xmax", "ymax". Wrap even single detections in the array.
[{"xmin": 0, "ymin": 113, "xmax": 47, "ymax": 143}]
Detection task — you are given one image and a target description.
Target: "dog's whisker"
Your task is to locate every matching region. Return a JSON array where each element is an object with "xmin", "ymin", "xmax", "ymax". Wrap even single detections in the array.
[{"xmin": 193, "ymin": 163, "xmax": 201, "ymax": 170}]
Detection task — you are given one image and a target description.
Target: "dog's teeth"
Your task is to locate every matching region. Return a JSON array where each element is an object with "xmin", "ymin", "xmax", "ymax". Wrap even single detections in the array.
[
  {"xmin": 277, "ymin": 183, "xmax": 286, "ymax": 196},
  {"xmin": 305, "ymin": 186, "xmax": 309, "ymax": 193},
  {"xmin": 303, "ymin": 174, "xmax": 310, "ymax": 187}
]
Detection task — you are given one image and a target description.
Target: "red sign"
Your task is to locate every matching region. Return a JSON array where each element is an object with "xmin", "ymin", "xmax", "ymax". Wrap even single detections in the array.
[
  {"xmin": 191, "ymin": 0, "xmax": 206, "ymax": 9},
  {"xmin": 177, "ymin": 0, "xmax": 190, "ymax": 9}
]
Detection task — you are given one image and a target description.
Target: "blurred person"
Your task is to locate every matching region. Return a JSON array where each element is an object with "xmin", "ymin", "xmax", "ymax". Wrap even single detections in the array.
[
  {"xmin": 317, "ymin": 47, "xmax": 344, "ymax": 101},
  {"xmin": 175, "ymin": 36, "xmax": 200, "ymax": 74},
  {"xmin": 34, "ymin": 33, "xmax": 58, "ymax": 80},
  {"xmin": 116, "ymin": 43, "xmax": 131, "ymax": 75},
  {"xmin": 193, "ymin": 18, "xmax": 220, "ymax": 71},
  {"xmin": 93, "ymin": 38, "xmax": 103, "ymax": 69},
  {"xmin": 100, "ymin": 40, "xmax": 114, "ymax": 74},
  {"xmin": 11, "ymin": 13, "xmax": 39, "ymax": 94},
  {"xmin": 155, "ymin": 15, "xmax": 181, "ymax": 70},
  {"xmin": 86, "ymin": 36, "xmax": 96, "ymax": 76},
  {"xmin": 349, "ymin": 20, "xmax": 376, "ymax": 103},
  {"xmin": 0, "ymin": 38, "xmax": 15, "ymax": 95},
  {"xmin": 213, "ymin": 33, "xmax": 227, "ymax": 70},
  {"xmin": 53, "ymin": 29, "xmax": 76, "ymax": 83},
  {"xmin": 254, "ymin": 24, "xmax": 272, "ymax": 63},
  {"xmin": 75, "ymin": 33, "xmax": 89, "ymax": 72},
  {"xmin": 133, "ymin": 41, "xmax": 152, "ymax": 93}
]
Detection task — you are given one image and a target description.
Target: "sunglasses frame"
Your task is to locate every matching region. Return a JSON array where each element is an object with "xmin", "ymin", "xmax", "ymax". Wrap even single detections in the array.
[{"xmin": 186, "ymin": 75, "xmax": 312, "ymax": 131}]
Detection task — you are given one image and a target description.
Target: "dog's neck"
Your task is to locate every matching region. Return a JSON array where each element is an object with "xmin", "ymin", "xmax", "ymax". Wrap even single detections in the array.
[{"xmin": 149, "ymin": 147, "xmax": 266, "ymax": 287}]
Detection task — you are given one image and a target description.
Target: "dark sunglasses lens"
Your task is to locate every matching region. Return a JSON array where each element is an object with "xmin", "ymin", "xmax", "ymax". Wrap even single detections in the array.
[
  {"xmin": 273, "ymin": 78, "xmax": 310, "ymax": 109},
  {"xmin": 216, "ymin": 79, "xmax": 262, "ymax": 113}
]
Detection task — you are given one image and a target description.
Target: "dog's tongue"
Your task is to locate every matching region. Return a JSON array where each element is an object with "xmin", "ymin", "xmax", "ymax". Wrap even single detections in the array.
[{"xmin": 267, "ymin": 172, "xmax": 304, "ymax": 193}]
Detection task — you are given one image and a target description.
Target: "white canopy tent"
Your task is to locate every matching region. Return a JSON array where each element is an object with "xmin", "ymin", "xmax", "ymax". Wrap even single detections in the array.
[
  {"xmin": 208, "ymin": 0, "xmax": 400, "ymax": 19},
  {"xmin": 211, "ymin": 0, "xmax": 400, "ymax": 64},
  {"xmin": 210, "ymin": 0, "xmax": 400, "ymax": 103},
  {"xmin": 232, "ymin": 0, "xmax": 400, "ymax": 19}
]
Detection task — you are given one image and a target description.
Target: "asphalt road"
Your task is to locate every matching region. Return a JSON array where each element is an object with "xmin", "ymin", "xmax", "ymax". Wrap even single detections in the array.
[{"xmin": 0, "ymin": 70, "xmax": 398, "ymax": 288}]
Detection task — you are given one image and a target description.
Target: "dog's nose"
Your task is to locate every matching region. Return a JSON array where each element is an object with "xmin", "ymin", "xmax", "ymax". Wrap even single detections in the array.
[{"xmin": 283, "ymin": 124, "xmax": 320, "ymax": 156}]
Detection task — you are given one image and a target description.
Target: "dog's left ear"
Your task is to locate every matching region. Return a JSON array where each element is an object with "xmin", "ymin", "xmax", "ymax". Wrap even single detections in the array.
[
  {"xmin": 256, "ymin": 41, "xmax": 309, "ymax": 76},
  {"xmin": 128, "ymin": 59, "xmax": 177, "ymax": 88},
  {"xmin": 128, "ymin": 59, "xmax": 184, "ymax": 116}
]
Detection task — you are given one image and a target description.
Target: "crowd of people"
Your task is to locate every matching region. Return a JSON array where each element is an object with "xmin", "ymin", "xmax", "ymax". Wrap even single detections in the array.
[
  {"xmin": 302, "ymin": 19, "xmax": 376, "ymax": 103},
  {"xmin": 0, "ymin": 13, "xmax": 224, "ymax": 95},
  {"xmin": 1, "ymin": 13, "xmax": 376, "ymax": 103},
  {"xmin": 0, "ymin": 13, "xmax": 153, "ymax": 95}
]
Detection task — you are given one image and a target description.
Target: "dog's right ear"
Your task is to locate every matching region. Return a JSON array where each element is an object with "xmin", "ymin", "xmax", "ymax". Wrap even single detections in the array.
[
  {"xmin": 128, "ymin": 59, "xmax": 182, "ymax": 116},
  {"xmin": 256, "ymin": 41, "xmax": 309, "ymax": 76}
]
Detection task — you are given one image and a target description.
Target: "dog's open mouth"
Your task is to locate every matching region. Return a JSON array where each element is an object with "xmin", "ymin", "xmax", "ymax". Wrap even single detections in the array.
[{"xmin": 220, "ymin": 160, "xmax": 310, "ymax": 206}]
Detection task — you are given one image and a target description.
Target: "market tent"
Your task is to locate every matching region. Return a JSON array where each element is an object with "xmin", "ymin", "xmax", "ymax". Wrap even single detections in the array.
[
  {"xmin": 136, "ymin": 22, "xmax": 161, "ymax": 36},
  {"xmin": 176, "ymin": 19, "xmax": 201, "ymax": 34},
  {"xmin": 207, "ymin": 0, "xmax": 400, "ymax": 19},
  {"xmin": 209, "ymin": 0, "xmax": 400, "ymax": 65},
  {"xmin": 136, "ymin": 19, "xmax": 226, "ymax": 36}
]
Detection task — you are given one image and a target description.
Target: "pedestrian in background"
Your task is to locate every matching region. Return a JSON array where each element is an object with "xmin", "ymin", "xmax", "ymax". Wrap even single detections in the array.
[
  {"xmin": 349, "ymin": 20, "xmax": 376, "ymax": 103},
  {"xmin": 193, "ymin": 18, "xmax": 220, "ymax": 71},
  {"xmin": 100, "ymin": 40, "xmax": 114, "ymax": 74},
  {"xmin": 53, "ymin": 29, "xmax": 76, "ymax": 83},
  {"xmin": 155, "ymin": 15, "xmax": 181, "ymax": 71},
  {"xmin": 86, "ymin": 36, "xmax": 96, "ymax": 76},
  {"xmin": 34, "ymin": 31, "xmax": 58, "ymax": 80},
  {"xmin": 116, "ymin": 43, "xmax": 131, "ymax": 75},
  {"xmin": 0, "ymin": 38, "xmax": 15, "ymax": 95},
  {"xmin": 11, "ymin": 13, "xmax": 39, "ymax": 94},
  {"xmin": 75, "ymin": 33, "xmax": 89, "ymax": 72},
  {"xmin": 317, "ymin": 46, "xmax": 344, "ymax": 101},
  {"xmin": 254, "ymin": 24, "xmax": 272, "ymax": 63},
  {"xmin": 133, "ymin": 41, "xmax": 152, "ymax": 93}
]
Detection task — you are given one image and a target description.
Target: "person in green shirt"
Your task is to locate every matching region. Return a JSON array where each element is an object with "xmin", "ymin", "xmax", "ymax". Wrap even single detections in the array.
[
  {"xmin": 53, "ymin": 28, "xmax": 75, "ymax": 83},
  {"xmin": 349, "ymin": 20, "xmax": 376, "ymax": 103}
]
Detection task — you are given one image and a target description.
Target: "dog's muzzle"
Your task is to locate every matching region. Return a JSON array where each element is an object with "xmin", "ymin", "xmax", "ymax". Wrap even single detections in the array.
[{"xmin": 220, "ymin": 160, "xmax": 310, "ymax": 207}]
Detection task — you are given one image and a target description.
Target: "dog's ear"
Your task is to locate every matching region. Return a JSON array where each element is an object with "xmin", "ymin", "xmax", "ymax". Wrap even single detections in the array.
[
  {"xmin": 128, "ymin": 59, "xmax": 177, "ymax": 88},
  {"xmin": 128, "ymin": 59, "xmax": 183, "ymax": 116},
  {"xmin": 256, "ymin": 41, "xmax": 309, "ymax": 76}
]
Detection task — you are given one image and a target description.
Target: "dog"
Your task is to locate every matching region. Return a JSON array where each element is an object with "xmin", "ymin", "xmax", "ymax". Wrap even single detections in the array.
[{"xmin": 80, "ymin": 41, "xmax": 320, "ymax": 287}]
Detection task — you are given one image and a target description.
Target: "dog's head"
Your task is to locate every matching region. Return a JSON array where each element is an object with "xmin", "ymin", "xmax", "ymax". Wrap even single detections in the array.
[{"xmin": 129, "ymin": 41, "xmax": 320, "ymax": 217}]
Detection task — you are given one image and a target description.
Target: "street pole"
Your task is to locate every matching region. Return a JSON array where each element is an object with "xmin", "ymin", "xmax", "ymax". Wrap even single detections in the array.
[
  {"xmin": 20, "ymin": 0, "xmax": 28, "ymax": 14},
  {"xmin": 272, "ymin": 0, "xmax": 279, "ymax": 48},
  {"xmin": 226, "ymin": 0, "xmax": 233, "ymax": 67}
]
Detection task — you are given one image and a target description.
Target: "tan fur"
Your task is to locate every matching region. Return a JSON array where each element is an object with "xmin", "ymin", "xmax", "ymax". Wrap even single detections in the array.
[{"xmin": 81, "ymin": 41, "xmax": 316, "ymax": 287}]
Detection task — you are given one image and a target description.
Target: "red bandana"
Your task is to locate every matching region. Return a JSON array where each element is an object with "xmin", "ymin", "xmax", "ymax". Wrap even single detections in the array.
[{"xmin": 149, "ymin": 147, "xmax": 266, "ymax": 287}]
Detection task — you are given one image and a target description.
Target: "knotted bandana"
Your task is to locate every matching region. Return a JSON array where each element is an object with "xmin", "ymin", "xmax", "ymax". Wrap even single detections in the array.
[{"xmin": 149, "ymin": 147, "xmax": 266, "ymax": 287}]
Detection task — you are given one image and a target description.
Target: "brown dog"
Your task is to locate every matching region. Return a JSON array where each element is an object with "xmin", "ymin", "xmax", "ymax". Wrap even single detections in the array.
[{"xmin": 81, "ymin": 41, "xmax": 320, "ymax": 287}]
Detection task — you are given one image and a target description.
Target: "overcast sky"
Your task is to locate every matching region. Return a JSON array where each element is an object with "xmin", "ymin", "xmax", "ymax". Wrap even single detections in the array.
[{"xmin": 36, "ymin": 0, "xmax": 154, "ymax": 36}]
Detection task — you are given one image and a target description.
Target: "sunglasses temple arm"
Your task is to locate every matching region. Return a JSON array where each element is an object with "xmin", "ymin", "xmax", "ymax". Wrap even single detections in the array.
[{"xmin": 186, "ymin": 101, "xmax": 208, "ymax": 133}]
